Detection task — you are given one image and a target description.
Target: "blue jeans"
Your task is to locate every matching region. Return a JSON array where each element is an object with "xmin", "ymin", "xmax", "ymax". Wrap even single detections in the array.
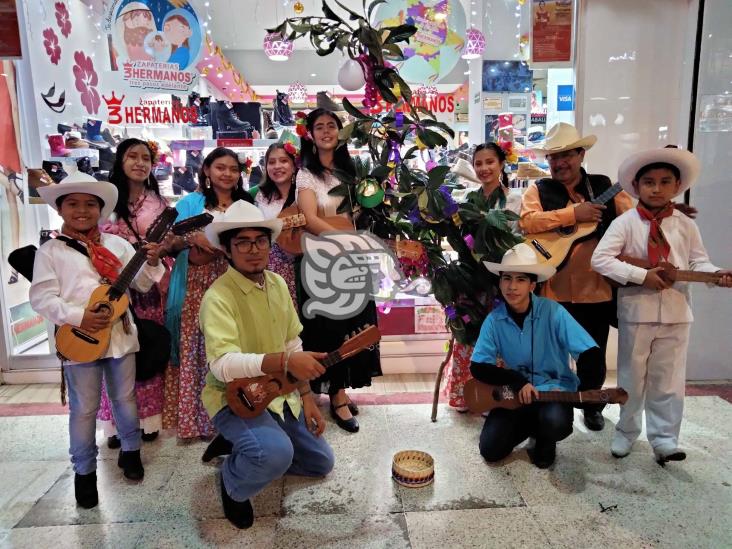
[
  {"xmin": 212, "ymin": 404, "xmax": 335, "ymax": 502},
  {"xmin": 64, "ymin": 354, "xmax": 141, "ymax": 474}
]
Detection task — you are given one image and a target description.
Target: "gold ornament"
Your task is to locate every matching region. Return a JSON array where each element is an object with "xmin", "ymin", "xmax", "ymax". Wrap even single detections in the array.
[
  {"xmin": 294, "ymin": 1, "xmax": 304, "ymax": 14},
  {"xmin": 517, "ymin": 0, "xmax": 526, "ymax": 5}
]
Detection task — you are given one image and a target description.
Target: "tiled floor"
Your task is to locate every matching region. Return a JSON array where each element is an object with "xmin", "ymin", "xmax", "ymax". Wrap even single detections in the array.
[{"xmin": 0, "ymin": 391, "xmax": 730, "ymax": 548}]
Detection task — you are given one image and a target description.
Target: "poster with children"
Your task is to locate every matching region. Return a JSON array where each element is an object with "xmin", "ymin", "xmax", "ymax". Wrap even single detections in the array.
[{"xmin": 104, "ymin": 0, "xmax": 203, "ymax": 92}]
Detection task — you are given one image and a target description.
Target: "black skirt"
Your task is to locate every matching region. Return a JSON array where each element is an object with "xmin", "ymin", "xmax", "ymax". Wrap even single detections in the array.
[{"xmin": 294, "ymin": 256, "xmax": 382, "ymax": 395}]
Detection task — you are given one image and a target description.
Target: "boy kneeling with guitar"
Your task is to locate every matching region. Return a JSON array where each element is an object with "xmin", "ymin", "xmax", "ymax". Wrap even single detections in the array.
[
  {"xmin": 29, "ymin": 172, "xmax": 164, "ymax": 509},
  {"xmin": 466, "ymin": 243, "xmax": 616, "ymax": 469},
  {"xmin": 198, "ymin": 200, "xmax": 335, "ymax": 529},
  {"xmin": 592, "ymin": 148, "xmax": 732, "ymax": 465}
]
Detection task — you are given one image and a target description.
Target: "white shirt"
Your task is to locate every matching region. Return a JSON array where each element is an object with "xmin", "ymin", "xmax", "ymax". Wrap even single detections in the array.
[
  {"xmin": 255, "ymin": 191, "xmax": 286, "ymax": 219},
  {"xmin": 295, "ymin": 168, "xmax": 349, "ymax": 218},
  {"xmin": 30, "ymin": 234, "xmax": 165, "ymax": 362},
  {"xmin": 208, "ymin": 337, "xmax": 303, "ymax": 383},
  {"xmin": 591, "ymin": 208, "xmax": 719, "ymax": 323}
]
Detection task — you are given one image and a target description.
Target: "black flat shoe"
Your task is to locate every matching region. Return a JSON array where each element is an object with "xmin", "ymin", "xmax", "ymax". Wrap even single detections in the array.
[
  {"xmin": 583, "ymin": 410, "xmax": 605, "ymax": 431},
  {"xmin": 220, "ymin": 473, "xmax": 254, "ymax": 529},
  {"xmin": 74, "ymin": 471, "xmax": 98, "ymax": 509},
  {"xmin": 107, "ymin": 435, "xmax": 121, "ymax": 449},
  {"xmin": 346, "ymin": 397, "xmax": 359, "ymax": 416},
  {"xmin": 656, "ymin": 450, "xmax": 687, "ymax": 467},
  {"xmin": 141, "ymin": 431, "xmax": 159, "ymax": 442},
  {"xmin": 527, "ymin": 439, "xmax": 556, "ymax": 469},
  {"xmin": 202, "ymin": 434, "xmax": 234, "ymax": 462},
  {"xmin": 118, "ymin": 449, "xmax": 144, "ymax": 480},
  {"xmin": 330, "ymin": 403, "xmax": 359, "ymax": 433}
]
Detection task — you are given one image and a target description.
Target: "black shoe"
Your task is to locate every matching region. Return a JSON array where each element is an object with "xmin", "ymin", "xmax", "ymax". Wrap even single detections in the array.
[
  {"xmin": 117, "ymin": 449, "xmax": 144, "ymax": 480},
  {"xmin": 656, "ymin": 450, "xmax": 687, "ymax": 467},
  {"xmin": 74, "ymin": 471, "xmax": 98, "ymax": 509},
  {"xmin": 346, "ymin": 397, "xmax": 359, "ymax": 416},
  {"xmin": 583, "ymin": 410, "xmax": 605, "ymax": 431},
  {"xmin": 202, "ymin": 434, "xmax": 234, "ymax": 462},
  {"xmin": 107, "ymin": 435, "xmax": 121, "ymax": 449},
  {"xmin": 220, "ymin": 473, "xmax": 254, "ymax": 529},
  {"xmin": 141, "ymin": 431, "xmax": 159, "ymax": 442},
  {"xmin": 527, "ymin": 439, "xmax": 556, "ymax": 469},
  {"xmin": 330, "ymin": 403, "xmax": 359, "ymax": 433}
]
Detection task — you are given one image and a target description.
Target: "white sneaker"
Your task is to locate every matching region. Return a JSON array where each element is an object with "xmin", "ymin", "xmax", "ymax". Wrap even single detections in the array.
[{"xmin": 611, "ymin": 434, "xmax": 634, "ymax": 458}]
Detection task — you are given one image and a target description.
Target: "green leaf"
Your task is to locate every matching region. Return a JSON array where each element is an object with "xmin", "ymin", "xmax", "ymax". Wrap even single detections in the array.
[
  {"xmin": 381, "ymin": 43, "xmax": 405, "ymax": 61},
  {"xmin": 339, "ymin": 123, "xmax": 356, "ymax": 141},
  {"xmin": 334, "ymin": 0, "xmax": 363, "ymax": 21},
  {"xmin": 427, "ymin": 165, "xmax": 450, "ymax": 189},
  {"xmin": 392, "ymin": 73, "xmax": 412, "ymax": 103},
  {"xmin": 417, "ymin": 128, "xmax": 448, "ymax": 148},
  {"xmin": 322, "ymin": 1, "xmax": 345, "ymax": 24},
  {"xmin": 367, "ymin": 0, "xmax": 388, "ymax": 20},
  {"xmin": 383, "ymin": 24, "xmax": 417, "ymax": 44},
  {"xmin": 341, "ymin": 97, "xmax": 372, "ymax": 120},
  {"xmin": 371, "ymin": 164, "xmax": 392, "ymax": 180}
]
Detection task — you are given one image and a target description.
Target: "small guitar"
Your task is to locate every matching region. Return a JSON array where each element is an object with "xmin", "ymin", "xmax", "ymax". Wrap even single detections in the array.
[
  {"xmin": 606, "ymin": 255, "xmax": 724, "ymax": 287},
  {"xmin": 525, "ymin": 182, "xmax": 623, "ymax": 269},
  {"xmin": 55, "ymin": 208, "xmax": 212, "ymax": 363},
  {"xmin": 463, "ymin": 379, "xmax": 628, "ymax": 414},
  {"xmin": 226, "ymin": 325, "xmax": 381, "ymax": 419},
  {"xmin": 276, "ymin": 204, "xmax": 354, "ymax": 255}
]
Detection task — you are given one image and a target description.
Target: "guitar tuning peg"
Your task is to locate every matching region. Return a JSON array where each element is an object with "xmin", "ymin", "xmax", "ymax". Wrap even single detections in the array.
[{"xmin": 344, "ymin": 334, "xmax": 349, "ymax": 341}]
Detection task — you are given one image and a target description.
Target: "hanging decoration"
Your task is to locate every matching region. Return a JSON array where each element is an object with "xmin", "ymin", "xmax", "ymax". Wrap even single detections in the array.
[
  {"xmin": 293, "ymin": 1, "xmax": 305, "ymax": 14},
  {"xmin": 337, "ymin": 58, "xmax": 366, "ymax": 90},
  {"xmin": 287, "ymin": 81, "xmax": 307, "ymax": 104},
  {"xmin": 461, "ymin": 28, "xmax": 485, "ymax": 60},
  {"xmin": 263, "ymin": 32, "xmax": 293, "ymax": 61},
  {"xmin": 356, "ymin": 178, "xmax": 385, "ymax": 208}
]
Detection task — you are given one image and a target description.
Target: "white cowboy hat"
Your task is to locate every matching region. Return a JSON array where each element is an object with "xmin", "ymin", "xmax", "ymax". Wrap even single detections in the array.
[
  {"xmin": 618, "ymin": 147, "xmax": 700, "ymax": 199},
  {"xmin": 532, "ymin": 122, "xmax": 597, "ymax": 156},
  {"xmin": 483, "ymin": 243, "xmax": 556, "ymax": 282},
  {"xmin": 450, "ymin": 158, "xmax": 481, "ymax": 185},
  {"xmin": 37, "ymin": 171, "xmax": 118, "ymax": 220},
  {"xmin": 206, "ymin": 200, "xmax": 283, "ymax": 249}
]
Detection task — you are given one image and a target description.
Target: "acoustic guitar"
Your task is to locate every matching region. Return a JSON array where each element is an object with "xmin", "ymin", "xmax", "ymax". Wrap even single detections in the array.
[
  {"xmin": 226, "ymin": 325, "xmax": 381, "ymax": 419},
  {"xmin": 276, "ymin": 205, "xmax": 355, "ymax": 255},
  {"xmin": 525, "ymin": 182, "xmax": 623, "ymax": 269},
  {"xmin": 606, "ymin": 255, "xmax": 725, "ymax": 287},
  {"xmin": 54, "ymin": 209, "xmax": 213, "ymax": 363},
  {"xmin": 463, "ymin": 379, "xmax": 628, "ymax": 414}
]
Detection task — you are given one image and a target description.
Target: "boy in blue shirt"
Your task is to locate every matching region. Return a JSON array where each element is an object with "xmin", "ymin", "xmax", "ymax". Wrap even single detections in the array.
[{"xmin": 471, "ymin": 244, "xmax": 601, "ymax": 468}]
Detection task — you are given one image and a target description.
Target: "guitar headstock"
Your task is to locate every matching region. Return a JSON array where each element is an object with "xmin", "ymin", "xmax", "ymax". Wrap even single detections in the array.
[
  {"xmin": 338, "ymin": 324, "xmax": 381, "ymax": 359},
  {"xmin": 147, "ymin": 207, "xmax": 179, "ymax": 243},
  {"xmin": 172, "ymin": 212, "xmax": 214, "ymax": 236}
]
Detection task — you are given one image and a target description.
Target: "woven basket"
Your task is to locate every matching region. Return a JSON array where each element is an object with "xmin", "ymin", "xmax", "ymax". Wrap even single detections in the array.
[{"xmin": 392, "ymin": 450, "xmax": 434, "ymax": 488}]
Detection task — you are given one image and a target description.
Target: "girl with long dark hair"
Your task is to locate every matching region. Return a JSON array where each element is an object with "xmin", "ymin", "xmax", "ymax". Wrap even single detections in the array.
[
  {"xmin": 296, "ymin": 108, "xmax": 382, "ymax": 433},
  {"xmin": 446, "ymin": 142, "xmax": 523, "ymax": 411},
  {"xmin": 250, "ymin": 142, "xmax": 298, "ymax": 305},
  {"xmin": 163, "ymin": 147, "xmax": 254, "ymax": 439},
  {"xmin": 98, "ymin": 138, "xmax": 170, "ymax": 447}
]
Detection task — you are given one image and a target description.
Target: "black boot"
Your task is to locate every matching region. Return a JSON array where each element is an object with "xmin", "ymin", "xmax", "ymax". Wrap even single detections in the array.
[
  {"xmin": 202, "ymin": 434, "xmax": 233, "ymax": 462},
  {"xmin": 141, "ymin": 431, "xmax": 159, "ymax": 442},
  {"xmin": 583, "ymin": 410, "xmax": 605, "ymax": 431},
  {"xmin": 74, "ymin": 471, "xmax": 98, "ymax": 509},
  {"xmin": 220, "ymin": 473, "xmax": 254, "ymax": 529},
  {"xmin": 118, "ymin": 449, "xmax": 144, "ymax": 480},
  {"xmin": 527, "ymin": 439, "xmax": 556, "ymax": 469},
  {"xmin": 216, "ymin": 101, "xmax": 252, "ymax": 132},
  {"xmin": 273, "ymin": 90, "xmax": 294, "ymax": 125},
  {"xmin": 107, "ymin": 435, "xmax": 121, "ymax": 449}
]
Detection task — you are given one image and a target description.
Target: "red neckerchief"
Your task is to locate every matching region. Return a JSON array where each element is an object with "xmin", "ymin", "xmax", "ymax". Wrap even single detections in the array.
[
  {"xmin": 636, "ymin": 203, "xmax": 674, "ymax": 266},
  {"xmin": 61, "ymin": 224, "xmax": 122, "ymax": 282}
]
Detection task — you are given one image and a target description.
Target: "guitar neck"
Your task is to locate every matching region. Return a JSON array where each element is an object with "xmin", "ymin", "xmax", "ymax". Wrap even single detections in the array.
[
  {"xmin": 536, "ymin": 390, "xmax": 593, "ymax": 404},
  {"xmin": 673, "ymin": 271, "xmax": 721, "ymax": 284},
  {"xmin": 591, "ymin": 182, "xmax": 622, "ymax": 206},
  {"xmin": 109, "ymin": 251, "xmax": 148, "ymax": 298}
]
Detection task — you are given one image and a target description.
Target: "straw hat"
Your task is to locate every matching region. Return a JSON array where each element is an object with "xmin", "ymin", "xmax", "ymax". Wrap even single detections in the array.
[
  {"xmin": 516, "ymin": 162, "xmax": 550, "ymax": 180},
  {"xmin": 450, "ymin": 158, "xmax": 481, "ymax": 185},
  {"xmin": 206, "ymin": 200, "xmax": 283, "ymax": 249},
  {"xmin": 532, "ymin": 122, "xmax": 597, "ymax": 156},
  {"xmin": 618, "ymin": 147, "xmax": 700, "ymax": 199},
  {"xmin": 483, "ymin": 243, "xmax": 556, "ymax": 282},
  {"xmin": 37, "ymin": 171, "xmax": 118, "ymax": 220}
]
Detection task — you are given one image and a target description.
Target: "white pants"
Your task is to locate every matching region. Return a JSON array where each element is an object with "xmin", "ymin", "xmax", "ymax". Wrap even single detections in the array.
[{"xmin": 616, "ymin": 321, "xmax": 690, "ymax": 454}]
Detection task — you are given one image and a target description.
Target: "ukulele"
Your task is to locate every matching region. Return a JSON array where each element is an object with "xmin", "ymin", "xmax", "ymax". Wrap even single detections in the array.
[
  {"xmin": 276, "ymin": 204, "xmax": 355, "ymax": 255},
  {"xmin": 226, "ymin": 325, "xmax": 381, "ymax": 419},
  {"xmin": 525, "ymin": 182, "xmax": 623, "ymax": 269},
  {"xmin": 54, "ymin": 209, "xmax": 213, "ymax": 363},
  {"xmin": 463, "ymin": 379, "xmax": 628, "ymax": 414},
  {"xmin": 605, "ymin": 255, "xmax": 725, "ymax": 287}
]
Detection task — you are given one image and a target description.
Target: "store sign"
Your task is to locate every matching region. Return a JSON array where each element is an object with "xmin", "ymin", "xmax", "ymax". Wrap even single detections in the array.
[
  {"xmin": 104, "ymin": 0, "xmax": 204, "ymax": 92},
  {"xmin": 103, "ymin": 92, "xmax": 198, "ymax": 124},
  {"xmin": 368, "ymin": 94, "xmax": 455, "ymax": 115},
  {"xmin": 530, "ymin": 0, "xmax": 574, "ymax": 65},
  {"xmin": 557, "ymin": 85, "xmax": 574, "ymax": 111}
]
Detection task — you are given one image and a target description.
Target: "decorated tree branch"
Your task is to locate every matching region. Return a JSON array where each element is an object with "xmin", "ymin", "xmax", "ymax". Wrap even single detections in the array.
[{"xmin": 270, "ymin": 0, "xmax": 522, "ymax": 345}]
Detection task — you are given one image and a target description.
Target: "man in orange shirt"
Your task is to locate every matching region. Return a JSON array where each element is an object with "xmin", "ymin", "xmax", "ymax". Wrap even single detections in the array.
[{"xmin": 520, "ymin": 123, "xmax": 634, "ymax": 431}]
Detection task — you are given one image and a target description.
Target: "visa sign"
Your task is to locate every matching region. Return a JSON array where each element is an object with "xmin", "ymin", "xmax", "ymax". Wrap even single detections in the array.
[{"xmin": 557, "ymin": 85, "xmax": 575, "ymax": 111}]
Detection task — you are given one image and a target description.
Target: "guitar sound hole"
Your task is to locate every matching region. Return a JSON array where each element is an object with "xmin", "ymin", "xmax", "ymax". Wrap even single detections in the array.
[
  {"xmin": 492, "ymin": 388, "xmax": 502, "ymax": 401},
  {"xmin": 557, "ymin": 226, "xmax": 577, "ymax": 236}
]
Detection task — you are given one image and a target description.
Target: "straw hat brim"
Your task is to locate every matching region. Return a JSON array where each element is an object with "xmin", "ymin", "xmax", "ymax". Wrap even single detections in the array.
[
  {"xmin": 532, "ymin": 135, "xmax": 597, "ymax": 156},
  {"xmin": 618, "ymin": 148, "xmax": 700, "ymax": 199},
  {"xmin": 37, "ymin": 181, "xmax": 118, "ymax": 220},
  {"xmin": 206, "ymin": 218, "xmax": 283, "ymax": 249},
  {"xmin": 482, "ymin": 260, "xmax": 556, "ymax": 282}
]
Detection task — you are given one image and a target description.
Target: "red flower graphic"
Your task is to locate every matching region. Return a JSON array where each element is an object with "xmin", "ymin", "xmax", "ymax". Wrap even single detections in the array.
[
  {"xmin": 72, "ymin": 51, "xmax": 100, "ymax": 114},
  {"xmin": 42, "ymin": 28, "xmax": 61, "ymax": 65},
  {"xmin": 55, "ymin": 2, "xmax": 72, "ymax": 38}
]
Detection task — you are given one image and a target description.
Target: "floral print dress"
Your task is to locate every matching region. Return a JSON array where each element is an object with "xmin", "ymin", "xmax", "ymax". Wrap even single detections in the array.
[{"xmin": 97, "ymin": 191, "xmax": 171, "ymax": 435}]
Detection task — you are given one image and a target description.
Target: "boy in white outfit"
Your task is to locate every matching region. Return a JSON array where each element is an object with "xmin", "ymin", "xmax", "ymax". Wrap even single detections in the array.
[{"xmin": 592, "ymin": 147, "xmax": 731, "ymax": 465}]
